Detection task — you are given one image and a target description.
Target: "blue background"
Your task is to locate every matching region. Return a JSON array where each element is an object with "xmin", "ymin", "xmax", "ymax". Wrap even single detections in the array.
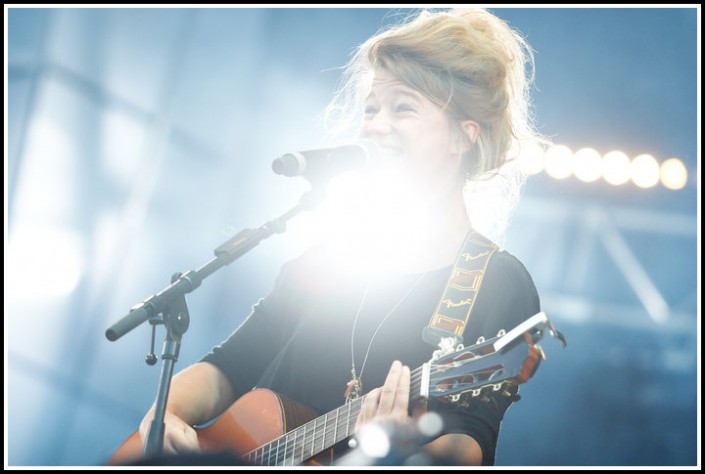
[{"xmin": 6, "ymin": 7, "xmax": 699, "ymax": 466}]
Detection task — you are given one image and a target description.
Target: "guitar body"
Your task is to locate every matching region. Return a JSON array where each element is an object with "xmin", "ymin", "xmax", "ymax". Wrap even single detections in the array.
[{"xmin": 108, "ymin": 388, "xmax": 328, "ymax": 466}]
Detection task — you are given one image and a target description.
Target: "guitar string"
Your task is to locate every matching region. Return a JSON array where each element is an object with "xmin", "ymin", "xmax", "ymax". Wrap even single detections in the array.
[
  {"xmin": 250, "ymin": 364, "xmax": 438, "ymax": 465},
  {"xmin": 252, "ymin": 328, "xmax": 535, "ymax": 465},
  {"xmin": 248, "ymin": 285, "xmax": 445, "ymax": 465},
  {"xmin": 261, "ymin": 273, "xmax": 442, "ymax": 462},
  {"xmin": 248, "ymin": 365, "xmax": 425, "ymax": 465},
  {"xmin": 255, "ymin": 339, "xmax": 529, "ymax": 465},
  {"xmin": 253, "ymin": 359, "xmax": 496, "ymax": 465},
  {"xmin": 253, "ymin": 354, "xmax": 514, "ymax": 466}
]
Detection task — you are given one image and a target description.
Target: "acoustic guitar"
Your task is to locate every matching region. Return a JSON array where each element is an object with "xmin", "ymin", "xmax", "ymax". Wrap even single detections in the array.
[{"xmin": 109, "ymin": 312, "xmax": 564, "ymax": 466}]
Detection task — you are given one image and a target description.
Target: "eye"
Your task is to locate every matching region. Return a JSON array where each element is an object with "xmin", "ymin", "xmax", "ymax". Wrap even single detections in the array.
[
  {"xmin": 363, "ymin": 105, "xmax": 379, "ymax": 115},
  {"xmin": 395, "ymin": 103, "xmax": 416, "ymax": 113}
]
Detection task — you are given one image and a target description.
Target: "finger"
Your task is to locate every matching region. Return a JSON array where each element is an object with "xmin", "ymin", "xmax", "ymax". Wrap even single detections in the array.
[
  {"xmin": 411, "ymin": 397, "xmax": 428, "ymax": 419},
  {"xmin": 391, "ymin": 365, "xmax": 411, "ymax": 421},
  {"xmin": 162, "ymin": 435, "xmax": 179, "ymax": 456},
  {"xmin": 162, "ymin": 431, "xmax": 182, "ymax": 456},
  {"xmin": 163, "ymin": 425, "xmax": 200, "ymax": 455},
  {"xmin": 172, "ymin": 425, "xmax": 201, "ymax": 453},
  {"xmin": 356, "ymin": 387, "xmax": 381, "ymax": 430},
  {"xmin": 376, "ymin": 360, "xmax": 403, "ymax": 415}
]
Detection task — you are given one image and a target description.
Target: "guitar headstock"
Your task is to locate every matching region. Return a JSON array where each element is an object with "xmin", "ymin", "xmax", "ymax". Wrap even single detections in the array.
[{"xmin": 423, "ymin": 312, "xmax": 566, "ymax": 401}]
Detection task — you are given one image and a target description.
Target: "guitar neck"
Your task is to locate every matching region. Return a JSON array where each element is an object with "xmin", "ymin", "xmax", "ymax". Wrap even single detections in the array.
[
  {"xmin": 243, "ymin": 377, "xmax": 425, "ymax": 466},
  {"xmin": 241, "ymin": 313, "xmax": 556, "ymax": 466}
]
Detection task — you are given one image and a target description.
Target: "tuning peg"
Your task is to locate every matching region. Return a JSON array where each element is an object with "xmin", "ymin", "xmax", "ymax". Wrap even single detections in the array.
[{"xmin": 537, "ymin": 344, "xmax": 547, "ymax": 361}]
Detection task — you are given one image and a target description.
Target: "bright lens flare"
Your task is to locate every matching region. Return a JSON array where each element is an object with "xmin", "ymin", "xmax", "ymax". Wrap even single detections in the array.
[
  {"xmin": 631, "ymin": 153, "xmax": 660, "ymax": 189},
  {"xmin": 602, "ymin": 150, "xmax": 631, "ymax": 186},
  {"xmin": 543, "ymin": 144, "xmax": 573, "ymax": 180},
  {"xmin": 314, "ymin": 159, "xmax": 448, "ymax": 278},
  {"xmin": 516, "ymin": 140, "xmax": 545, "ymax": 175},
  {"xmin": 660, "ymin": 157, "xmax": 688, "ymax": 190},
  {"xmin": 358, "ymin": 422, "xmax": 391, "ymax": 458},
  {"xmin": 8, "ymin": 226, "xmax": 84, "ymax": 300},
  {"xmin": 573, "ymin": 147, "xmax": 602, "ymax": 183}
]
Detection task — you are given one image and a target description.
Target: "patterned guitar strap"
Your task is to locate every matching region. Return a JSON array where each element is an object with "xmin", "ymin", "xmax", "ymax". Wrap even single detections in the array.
[{"xmin": 422, "ymin": 229, "xmax": 498, "ymax": 348}]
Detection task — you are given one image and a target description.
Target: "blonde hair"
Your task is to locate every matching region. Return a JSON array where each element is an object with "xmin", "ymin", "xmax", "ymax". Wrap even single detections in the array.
[{"xmin": 325, "ymin": 8, "xmax": 547, "ymax": 240}]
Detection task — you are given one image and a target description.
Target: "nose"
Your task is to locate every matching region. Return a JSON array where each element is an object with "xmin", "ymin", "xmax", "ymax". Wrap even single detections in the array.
[{"xmin": 359, "ymin": 109, "xmax": 393, "ymax": 138}]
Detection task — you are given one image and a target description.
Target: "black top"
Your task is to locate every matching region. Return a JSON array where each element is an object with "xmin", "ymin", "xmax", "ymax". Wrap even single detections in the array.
[{"xmin": 201, "ymin": 243, "xmax": 540, "ymax": 465}]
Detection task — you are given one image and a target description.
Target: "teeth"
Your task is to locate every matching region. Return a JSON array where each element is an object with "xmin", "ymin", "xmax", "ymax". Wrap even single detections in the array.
[{"xmin": 381, "ymin": 147, "xmax": 403, "ymax": 158}]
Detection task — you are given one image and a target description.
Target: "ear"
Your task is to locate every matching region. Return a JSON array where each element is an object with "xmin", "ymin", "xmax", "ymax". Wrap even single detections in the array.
[
  {"xmin": 452, "ymin": 119, "xmax": 481, "ymax": 155},
  {"xmin": 460, "ymin": 119, "xmax": 480, "ymax": 147}
]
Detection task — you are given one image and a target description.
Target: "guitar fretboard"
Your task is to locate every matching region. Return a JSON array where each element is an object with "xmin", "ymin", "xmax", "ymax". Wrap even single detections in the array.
[
  {"xmin": 239, "ymin": 315, "xmax": 549, "ymax": 466},
  {"xmin": 243, "ymin": 371, "xmax": 425, "ymax": 466},
  {"xmin": 244, "ymin": 396, "xmax": 362, "ymax": 466}
]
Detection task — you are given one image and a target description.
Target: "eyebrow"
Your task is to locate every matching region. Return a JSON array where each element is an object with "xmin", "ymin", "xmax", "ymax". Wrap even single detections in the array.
[{"xmin": 365, "ymin": 87, "xmax": 424, "ymax": 103}]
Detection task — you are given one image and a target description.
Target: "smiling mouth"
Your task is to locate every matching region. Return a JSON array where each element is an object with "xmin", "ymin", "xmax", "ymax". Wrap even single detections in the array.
[{"xmin": 377, "ymin": 146, "xmax": 404, "ymax": 159}]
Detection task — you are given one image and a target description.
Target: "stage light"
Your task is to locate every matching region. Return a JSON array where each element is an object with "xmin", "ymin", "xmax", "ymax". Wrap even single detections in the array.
[
  {"xmin": 310, "ymin": 156, "xmax": 477, "ymax": 278},
  {"xmin": 660, "ymin": 157, "xmax": 688, "ymax": 190},
  {"xmin": 543, "ymin": 144, "xmax": 573, "ymax": 180},
  {"xmin": 417, "ymin": 412, "xmax": 443, "ymax": 437},
  {"xmin": 631, "ymin": 153, "xmax": 660, "ymax": 189},
  {"xmin": 573, "ymin": 147, "xmax": 603, "ymax": 183},
  {"xmin": 602, "ymin": 150, "xmax": 631, "ymax": 186},
  {"xmin": 19, "ymin": 118, "xmax": 77, "ymax": 217},
  {"xmin": 8, "ymin": 117, "xmax": 84, "ymax": 300},
  {"xmin": 8, "ymin": 226, "xmax": 84, "ymax": 300},
  {"xmin": 516, "ymin": 140, "xmax": 545, "ymax": 175},
  {"xmin": 358, "ymin": 422, "xmax": 391, "ymax": 459},
  {"xmin": 101, "ymin": 111, "xmax": 146, "ymax": 184},
  {"xmin": 540, "ymin": 145, "xmax": 689, "ymax": 191}
]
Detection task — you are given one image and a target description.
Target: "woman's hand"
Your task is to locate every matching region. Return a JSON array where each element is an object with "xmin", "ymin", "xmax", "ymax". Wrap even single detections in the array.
[
  {"xmin": 138, "ymin": 408, "xmax": 201, "ymax": 456},
  {"xmin": 356, "ymin": 360, "xmax": 412, "ymax": 430},
  {"xmin": 353, "ymin": 359, "xmax": 483, "ymax": 465}
]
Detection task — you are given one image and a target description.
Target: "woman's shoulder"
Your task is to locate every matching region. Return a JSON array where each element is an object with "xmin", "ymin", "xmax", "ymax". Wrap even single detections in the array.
[
  {"xmin": 463, "ymin": 230, "xmax": 535, "ymax": 288},
  {"xmin": 464, "ymin": 247, "xmax": 541, "ymax": 340},
  {"xmin": 487, "ymin": 248, "xmax": 537, "ymax": 288},
  {"xmin": 276, "ymin": 243, "xmax": 351, "ymax": 296}
]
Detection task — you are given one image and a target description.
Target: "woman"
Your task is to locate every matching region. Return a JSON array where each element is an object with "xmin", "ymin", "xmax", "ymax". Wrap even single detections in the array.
[{"xmin": 136, "ymin": 8, "xmax": 545, "ymax": 466}]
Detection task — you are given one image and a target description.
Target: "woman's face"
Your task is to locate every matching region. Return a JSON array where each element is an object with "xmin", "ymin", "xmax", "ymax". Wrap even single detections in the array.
[{"xmin": 358, "ymin": 68, "xmax": 471, "ymax": 197}]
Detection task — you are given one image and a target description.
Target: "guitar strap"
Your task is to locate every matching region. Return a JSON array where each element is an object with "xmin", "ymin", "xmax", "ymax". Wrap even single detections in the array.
[{"xmin": 423, "ymin": 229, "xmax": 498, "ymax": 347}]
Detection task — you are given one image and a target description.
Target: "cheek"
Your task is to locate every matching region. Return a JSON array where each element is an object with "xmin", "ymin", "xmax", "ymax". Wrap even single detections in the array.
[
  {"xmin": 406, "ymin": 149, "xmax": 463, "ymax": 181},
  {"xmin": 420, "ymin": 128, "xmax": 462, "ymax": 167}
]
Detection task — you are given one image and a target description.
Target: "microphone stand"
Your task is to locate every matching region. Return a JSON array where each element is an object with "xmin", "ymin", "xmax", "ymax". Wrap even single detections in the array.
[{"xmin": 105, "ymin": 189, "xmax": 322, "ymax": 460}]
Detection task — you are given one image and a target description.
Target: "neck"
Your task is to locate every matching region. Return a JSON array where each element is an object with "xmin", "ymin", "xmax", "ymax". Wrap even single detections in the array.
[
  {"xmin": 322, "ymin": 179, "xmax": 473, "ymax": 278},
  {"xmin": 394, "ymin": 186, "xmax": 472, "ymax": 274}
]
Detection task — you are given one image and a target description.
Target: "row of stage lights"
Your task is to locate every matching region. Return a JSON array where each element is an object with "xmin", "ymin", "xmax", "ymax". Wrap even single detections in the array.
[{"xmin": 517, "ymin": 143, "xmax": 689, "ymax": 190}]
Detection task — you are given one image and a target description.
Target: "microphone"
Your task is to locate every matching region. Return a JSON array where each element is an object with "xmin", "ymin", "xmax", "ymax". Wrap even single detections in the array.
[{"xmin": 272, "ymin": 139, "xmax": 379, "ymax": 179}]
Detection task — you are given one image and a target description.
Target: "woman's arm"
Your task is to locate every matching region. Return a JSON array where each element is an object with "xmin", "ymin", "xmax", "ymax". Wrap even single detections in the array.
[{"xmin": 138, "ymin": 361, "xmax": 235, "ymax": 455}]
